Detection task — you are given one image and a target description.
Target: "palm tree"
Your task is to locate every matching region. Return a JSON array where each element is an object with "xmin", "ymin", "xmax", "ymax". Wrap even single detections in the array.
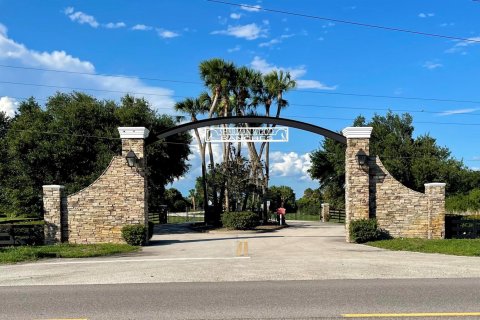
[
  {"xmin": 261, "ymin": 70, "xmax": 296, "ymax": 218},
  {"xmin": 174, "ymin": 97, "xmax": 211, "ymax": 222}
]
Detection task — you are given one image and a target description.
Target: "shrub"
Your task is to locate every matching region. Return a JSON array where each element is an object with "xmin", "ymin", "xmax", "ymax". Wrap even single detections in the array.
[
  {"xmin": 349, "ymin": 219, "xmax": 383, "ymax": 243},
  {"xmin": 221, "ymin": 211, "xmax": 259, "ymax": 230},
  {"xmin": 121, "ymin": 224, "xmax": 147, "ymax": 246}
]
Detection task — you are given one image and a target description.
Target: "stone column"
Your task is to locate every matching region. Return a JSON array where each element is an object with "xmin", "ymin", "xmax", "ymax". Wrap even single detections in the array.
[
  {"xmin": 425, "ymin": 182, "xmax": 446, "ymax": 239},
  {"xmin": 43, "ymin": 185, "xmax": 65, "ymax": 244},
  {"xmin": 321, "ymin": 203, "xmax": 330, "ymax": 222},
  {"xmin": 342, "ymin": 127, "xmax": 373, "ymax": 242},
  {"xmin": 118, "ymin": 127, "xmax": 150, "ymax": 241}
]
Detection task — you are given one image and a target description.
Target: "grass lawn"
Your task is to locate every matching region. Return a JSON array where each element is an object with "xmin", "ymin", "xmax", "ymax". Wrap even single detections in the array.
[
  {"xmin": 167, "ymin": 216, "xmax": 204, "ymax": 224},
  {"xmin": 367, "ymin": 238, "xmax": 480, "ymax": 257},
  {"xmin": 0, "ymin": 243, "xmax": 139, "ymax": 264},
  {"xmin": 0, "ymin": 217, "xmax": 43, "ymax": 224}
]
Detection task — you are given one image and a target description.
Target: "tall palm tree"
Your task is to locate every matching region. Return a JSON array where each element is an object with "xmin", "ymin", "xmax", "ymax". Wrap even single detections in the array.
[
  {"xmin": 261, "ymin": 70, "xmax": 296, "ymax": 210},
  {"xmin": 174, "ymin": 97, "xmax": 211, "ymax": 221}
]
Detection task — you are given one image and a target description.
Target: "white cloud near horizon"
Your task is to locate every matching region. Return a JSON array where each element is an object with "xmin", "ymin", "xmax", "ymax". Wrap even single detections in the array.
[
  {"xmin": 250, "ymin": 56, "xmax": 337, "ymax": 90},
  {"xmin": 230, "ymin": 13, "xmax": 242, "ymax": 19},
  {"xmin": 438, "ymin": 108, "xmax": 478, "ymax": 116},
  {"xmin": 0, "ymin": 23, "xmax": 176, "ymax": 111},
  {"xmin": 212, "ymin": 23, "xmax": 267, "ymax": 40},
  {"xmin": 0, "ymin": 96, "xmax": 18, "ymax": 118},
  {"xmin": 270, "ymin": 151, "xmax": 312, "ymax": 180}
]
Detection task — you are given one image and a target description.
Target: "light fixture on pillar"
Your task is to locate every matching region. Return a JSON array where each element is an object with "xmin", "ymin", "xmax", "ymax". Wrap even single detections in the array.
[
  {"xmin": 126, "ymin": 150, "xmax": 138, "ymax": 167},
  {"xmin": 356, "ymin": 150, "xmax": 368, "ymax": 167}
]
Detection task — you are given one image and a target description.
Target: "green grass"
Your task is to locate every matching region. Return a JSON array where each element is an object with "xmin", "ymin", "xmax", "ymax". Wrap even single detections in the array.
[
  {"xmin": 367, "ymin": 238, "xmax": 480, "ymax": 257},
  {"xmin": 0, "ymin": 217, "xmax": 43, "ymax": 224},
  {"xmin": 167, "ymin": 216, "xmax": 204, "ymax": 224},
  {"xmin": 0, "ymin": 243, "xmax": 139, "ymax": 264}
]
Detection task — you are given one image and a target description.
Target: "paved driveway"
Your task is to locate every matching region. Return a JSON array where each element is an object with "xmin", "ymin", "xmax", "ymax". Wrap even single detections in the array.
[{"xmin": 1, "ymin": 221, "xmax": 480, "ymax": 286}]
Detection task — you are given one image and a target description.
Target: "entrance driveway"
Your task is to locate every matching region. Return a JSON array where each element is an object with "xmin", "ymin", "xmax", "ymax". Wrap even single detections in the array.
[{"xmin": 1, "ymin": 221, "xmax": 480, "ymax": 286}]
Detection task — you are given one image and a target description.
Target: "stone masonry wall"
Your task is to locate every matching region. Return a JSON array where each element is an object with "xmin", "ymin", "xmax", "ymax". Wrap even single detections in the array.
[
  {"xmin": 369, "ymin": 156, "xmax": 445, "ymax": 239},
  {"xmin": 65, "ymin": 156, "xmax": 146, "ymax": 244},
  {"xmin": 43, "ymin": 185, "xmax": 65, "ymax": 244}
]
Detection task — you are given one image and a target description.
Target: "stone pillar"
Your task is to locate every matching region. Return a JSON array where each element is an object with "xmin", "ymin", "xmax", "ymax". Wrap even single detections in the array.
[
  {"xmin": 342, "ymin": 127, "xmax": 373, "ymax": 242},
  {"xmin": 118, "ymin": 127, "xmax": 150, "ymax": 241},
  {"xmin": 43, "ymin": 185, "xmax": 65, "ymax": 244},
  {"xmin": 321, "ymin": 203, "xmax": 330, "ymax": 222},
  {"xmin": 425, "ymin": 183, "xmax": 446, "ymax": 239}
]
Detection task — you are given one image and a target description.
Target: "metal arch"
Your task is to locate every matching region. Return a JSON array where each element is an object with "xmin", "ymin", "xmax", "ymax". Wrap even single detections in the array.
[{"xmin": 149, "ymin": 116, "xmax": 347, "ymax": 145}]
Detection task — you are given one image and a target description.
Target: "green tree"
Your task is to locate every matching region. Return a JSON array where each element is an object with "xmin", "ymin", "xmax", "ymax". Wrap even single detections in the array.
[
  {"xmin": 0, "ymin": 92, "xmax": 191, "ymax": 217},
  {"xmin": 164, "ymin": 188, "xmax": 188, "ymax": 212},
  {"xmin": 309, "ymin": 111, "xmax": 477, "ymax": 207},
  {"xmin": 269, "ymin": 185, "xmax": 297, "ymax": 213},
  {"xmin": 296, "ymin": 188, "xmax": 322, "ymax": 215}
]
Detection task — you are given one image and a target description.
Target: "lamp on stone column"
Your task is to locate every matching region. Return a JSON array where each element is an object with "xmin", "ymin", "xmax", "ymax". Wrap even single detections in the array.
[
  {"xmin": 356, "ymin": 150, "xmax": 368, "ymax": 167},
  {"xmin": 126, "ymin": 150, "xmax": 138, "ymax": 167}
]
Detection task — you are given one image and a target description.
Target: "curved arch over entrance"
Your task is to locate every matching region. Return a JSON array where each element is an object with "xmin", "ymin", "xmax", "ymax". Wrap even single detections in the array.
[{"xmin": 149, "ymin": 116, "xmax": 347, "ymax": 145}]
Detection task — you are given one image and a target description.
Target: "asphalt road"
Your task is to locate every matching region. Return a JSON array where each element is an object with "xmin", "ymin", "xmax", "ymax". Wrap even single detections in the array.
[{"xmin": 1, "ymin": 278, "xmax": 480, "ymax": 320}]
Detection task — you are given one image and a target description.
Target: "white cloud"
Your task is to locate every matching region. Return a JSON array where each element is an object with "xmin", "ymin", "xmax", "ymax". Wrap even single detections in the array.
[
  {"xmin": 440, "ymin": 22, "xmax": 455, "ymax": 27},
  {"xmin": 423, "ymin": 61, "xmax": 443, "ymax": 70},
  {"xmin": 259, "ymin": 38, "xmax": 280, "ymax": 47},
  {"xmin": 132, "ymin": 24, "xmax": 153, "ymax": 31},
  {"xmin": 295, "ymin": 80, "xmax": 337, "ymax": 90},
  {"xmin": 418, "ymin": 13, "xmax": 435, "ymax": 18},
  {"xmin": 438, "ymin": 108, "xmax": 478, "ymax": 116},
  {"xmin": 104, "ymin": 22, "xmax": 126, "ymax": 29},
  {"xmin": 250, "ymin": 56, "xmax": 337, "ymax": 90},
  {"xmin": 227, "ymin": 45, "xmax": 241, "ymax": 53},
  {"xmin": 64, "ymin": 7, "xmax": 99, "ymax": 28},
  {"xmin": 230, "ymin": 13, "xmax": 242, "ymax": 19},
  {"xmin": 0, "ymin": 96, "xmax": 18, "ymax": 118},
  {"xmin": 157, "ymin": 29, "xmax": 180, "ymax": 38},
  {"xmin": 445, "ymin": 36, "xmax": 480, "ymax": 54},
  {"xmin": 0, "ymin": 24, "xmax": 176, "ymax": 110},
  {"xmin": 240, "ymin": 4, "xmax": 261, "ymax": 12},
  {"xmin": 0, "ymin": 23, "xmax": 7, "ymax": 36},
  {"xmin": 270, "ymin": 151, "xmax": 312, "ymax": 180},
  {"xmin": 212, "ymin": 23, "xmax": 267, "ymax": 40}
]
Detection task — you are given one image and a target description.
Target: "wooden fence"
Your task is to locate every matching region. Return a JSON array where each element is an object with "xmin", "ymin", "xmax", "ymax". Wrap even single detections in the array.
[
  {"xmin": 445, "ymin": 218, "xmax": 480, "ymax": 239},
  {"xmin": 330, "ymin": 209, "xmax": 345, "ymax": 223},
  {"xmin": 0, "ymin": 224, "xmax": 44, "ymax": 246}
]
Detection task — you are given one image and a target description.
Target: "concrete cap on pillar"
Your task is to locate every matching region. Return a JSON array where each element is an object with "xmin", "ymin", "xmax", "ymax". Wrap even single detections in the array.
[
  {"xmin": 42, "ymin": 185, "xmax": 65, "ymax": 189},
  {"xmin": 118, "ymin": 127, "xmax": 150, "ymax": 139},
  {"xmin": 425, "ymin": 182, "xmax": 446, "ymax": 187},
  {"xmin": 342, "ymin": 127, "xmax": 373, "ymax": 138}
]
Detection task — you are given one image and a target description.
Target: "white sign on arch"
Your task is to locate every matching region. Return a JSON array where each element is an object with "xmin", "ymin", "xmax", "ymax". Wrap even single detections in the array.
[{"xmin": 204, "ymin": 127, "xmax": 289, "ymax": 143}]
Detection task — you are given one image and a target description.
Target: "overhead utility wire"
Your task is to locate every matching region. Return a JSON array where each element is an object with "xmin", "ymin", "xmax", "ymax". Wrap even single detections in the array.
[
  {"xmin": 207, "ymin": 0, "xmax": 480, "ymax": 44},
  {"xmin": 2, "ymin": 64, "xmax": 480, "ymax": 104}
]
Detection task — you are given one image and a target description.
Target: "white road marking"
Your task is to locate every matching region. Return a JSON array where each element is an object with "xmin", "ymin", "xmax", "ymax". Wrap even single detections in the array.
[{"xmin": 11, "ymin": 256, "xmax": 251, "ymax": 267}]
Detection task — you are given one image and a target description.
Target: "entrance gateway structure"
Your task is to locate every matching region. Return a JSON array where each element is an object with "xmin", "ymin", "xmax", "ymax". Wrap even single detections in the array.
[{"xmin": 43, "ymin": 116, "xmax": 445, "ymax": 244}]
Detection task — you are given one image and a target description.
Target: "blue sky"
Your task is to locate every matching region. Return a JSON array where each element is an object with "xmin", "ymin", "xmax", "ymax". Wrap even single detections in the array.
[{"xmin": 0, "ymin": 0, "xmax": 479, "ymax": 198}]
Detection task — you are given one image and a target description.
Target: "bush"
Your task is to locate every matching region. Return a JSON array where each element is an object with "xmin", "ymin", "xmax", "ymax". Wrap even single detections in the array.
[
  {"xmin": 121, "ymin": 224, "xmax": 147, "ymax": 246},
  {"xmin": 221, "ymin": 211, "xmax": 259, "ymax": 230},
  {"xmin": 349, "ymin": 219, "xmax": 383, "ymax": 243}
]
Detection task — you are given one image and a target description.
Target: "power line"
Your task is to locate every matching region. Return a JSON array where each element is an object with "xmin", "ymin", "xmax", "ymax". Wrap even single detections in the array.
[
  {"xmin": 207, "ymin": 0, "xmax": 480, "ymax": 44},
  {"xmin": 2, "ymin": 64, "xmax": 480, "ymax": 104}
]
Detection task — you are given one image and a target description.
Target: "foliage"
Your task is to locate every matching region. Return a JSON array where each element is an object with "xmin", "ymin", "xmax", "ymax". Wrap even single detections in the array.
[
  {"xmin": 221, "ymin": 211, "xmax": 259, "ymax": 230},
  {"xmin": 121, "ymin": 224, "xmax": 147, "ymax": 246},
  {"xmin": 268, "ymin": 185, "xmax": 297, "ymax": 213},
  {"xmin": 446, "ymin": 188, "xmax": 480, "ymax": 213},
  {"xmin": 0, "ymin": 93, "xmax": 191, "ymax": 217},
  {"xmin": 164, "ymin": 188, "xmax": 188, "ymax": 212},
  {"xmin": 349, "ymin": 219, "xmax": 383, "ymax": 243},
  {"xmin": 0, "ymin": 243, "xmax": 139, "ymax": 264},
  {"xmin": 367, "ymin": 238, "xmax": 480, "ymax": 257},
  {"xmin": 296, "ymin": 188, "xmax": 322, "ymax": 215},
  {"xmin": 309, "ymin": 111, "xmax": 479, "ymax": 207}
]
